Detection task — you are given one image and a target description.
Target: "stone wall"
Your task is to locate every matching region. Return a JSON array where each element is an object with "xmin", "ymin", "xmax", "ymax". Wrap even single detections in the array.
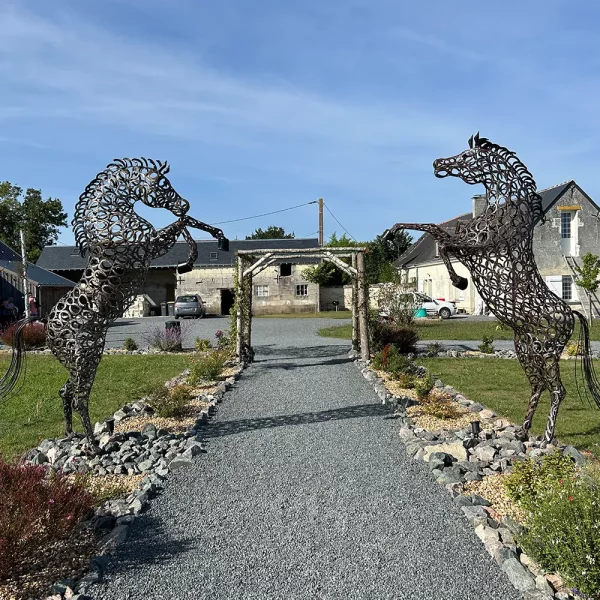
[{"xmin": 176, "ymin": 263, "xmax": 318, "ymax": 315}]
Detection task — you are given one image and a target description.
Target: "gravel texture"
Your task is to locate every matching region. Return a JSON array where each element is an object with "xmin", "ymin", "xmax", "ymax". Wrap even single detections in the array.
[{"xmin": 94, "ymin": 318, "xmax": 521, "ymax": 600}]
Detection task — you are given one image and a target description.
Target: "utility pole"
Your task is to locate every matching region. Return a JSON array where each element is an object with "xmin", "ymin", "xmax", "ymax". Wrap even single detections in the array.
[
  {"xmin": 20, "ymin": 229, "xmax": 30, "ymax": 318},
  {"xmin": 318, "ymin": 198, "xmax": 324, "ymax": 247}
]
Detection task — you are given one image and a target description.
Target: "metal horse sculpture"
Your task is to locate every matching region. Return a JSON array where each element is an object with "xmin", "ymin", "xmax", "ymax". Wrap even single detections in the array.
[
  {"xmin": 389, "ymin": 135, "xmax": 600, "ymax": 443},
  {"xmin": 1, "ymin": 158, "xmax": 228, "ymax": 441}
]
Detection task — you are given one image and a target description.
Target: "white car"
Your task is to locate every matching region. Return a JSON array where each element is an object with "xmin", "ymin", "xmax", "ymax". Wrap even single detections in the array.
[
  {"xmin": 380, "ymin": 291, "xmax": 457, "ymax": 321},
  {"xmin": 412, "ymin": 292, "xmax": 456, "ymax": 319}
]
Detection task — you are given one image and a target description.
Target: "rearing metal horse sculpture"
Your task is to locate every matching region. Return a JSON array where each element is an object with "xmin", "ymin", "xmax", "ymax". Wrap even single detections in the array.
[
  {"xmin": 1, "ymin": 158, "xmax": 228, "ymax": 441},
  {"xmin": 389, "ymin": 135, "xmax": 600, "ymax": 443}
]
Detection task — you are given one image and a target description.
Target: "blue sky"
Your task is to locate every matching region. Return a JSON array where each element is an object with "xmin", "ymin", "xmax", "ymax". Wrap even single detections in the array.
[{"xmin": 2, "ymin": 0, "xmax": 600, "ymax": 246}]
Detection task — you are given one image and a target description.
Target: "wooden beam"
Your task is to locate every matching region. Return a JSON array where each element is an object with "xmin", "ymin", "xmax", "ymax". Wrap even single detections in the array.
[
  {"xmin": 235, "ymin": 257, "xmax": 244, "ymax": 360},
  {"xmin": 352, "ymin": 253, "xmax": 359, "ymax": 352},
  {"xmin": 237, "ymin": 247, "xmax": 366, "ymax": 255},
  {"xmin": 356, "ymin": 251, "xmax": 370, "ymax": 361},
  {"xmin": 243, "ymin": 253, "xmax": 274, "ymax": 277},
  {"xmin": 323, "ymin": 252, "xmax": 357, "ymax": 276},
  {"xmin": 253, "ymin": 258, "xmax": 278, "ymax": 277}
]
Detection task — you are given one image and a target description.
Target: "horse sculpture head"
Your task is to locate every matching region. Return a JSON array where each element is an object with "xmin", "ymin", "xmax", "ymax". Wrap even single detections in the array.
[{"xmin": 433, "ymin": 134, "xmax": 542, "ymax": 217}]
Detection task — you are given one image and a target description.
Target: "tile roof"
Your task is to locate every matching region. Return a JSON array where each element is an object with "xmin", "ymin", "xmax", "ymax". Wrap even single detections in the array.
[
  {"xmin": 37, "ymin": 238, "xmax": 321, "ymax": 271},
  {"xmin": 396, "ymin": 181, "xmax": 582, "ymax": 268}
]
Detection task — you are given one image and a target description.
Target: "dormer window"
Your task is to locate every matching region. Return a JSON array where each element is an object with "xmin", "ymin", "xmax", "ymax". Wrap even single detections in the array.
[{"xmin": 210, "ymin": 252, "xmax": 218, "ymax": 261}]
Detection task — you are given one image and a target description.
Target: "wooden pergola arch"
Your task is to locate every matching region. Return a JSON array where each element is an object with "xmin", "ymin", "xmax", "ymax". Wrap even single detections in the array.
[{"xmin": 235, "ymin": 247, "xmax": 370, "ymax": 362}]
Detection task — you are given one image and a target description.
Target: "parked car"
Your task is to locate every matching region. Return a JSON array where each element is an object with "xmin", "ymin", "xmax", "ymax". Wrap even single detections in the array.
[
  {"xmin": 413, "ymin": 292, "xmax": 456, "ymax": 319},
  {"xmin": 174, "ymin": 294, "xmax": 206, "ymax": 319},
  {"xmin": 380, "ymin": 291, "xmax": 457, "ymax": 321}
]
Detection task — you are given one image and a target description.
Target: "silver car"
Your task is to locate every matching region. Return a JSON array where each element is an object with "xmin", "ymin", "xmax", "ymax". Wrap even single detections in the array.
[{"xmin": 174, "ymin": 294, "xmax": 206, "ymax": 319}]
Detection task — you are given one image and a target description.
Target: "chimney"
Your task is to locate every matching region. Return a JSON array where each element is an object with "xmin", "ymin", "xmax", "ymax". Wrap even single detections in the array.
[{"xmin": 472, "ymin": 194, "xmax": 487, "ymax": 218}]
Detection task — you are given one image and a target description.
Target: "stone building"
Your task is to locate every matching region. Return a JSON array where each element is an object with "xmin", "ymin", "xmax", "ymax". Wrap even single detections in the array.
[
  {"xmin": 396, "ymin": 181, "xmax": 600, "ymax": 316},
  {"xmin": 37, "ymin": 238, "xmax": 322, "ymax": 316}
]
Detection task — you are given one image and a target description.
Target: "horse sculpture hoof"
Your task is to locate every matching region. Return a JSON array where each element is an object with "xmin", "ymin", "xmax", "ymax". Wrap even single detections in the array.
[{"xmin": 454, "ymin": 277, "xmax": 468, "ymax": 291}]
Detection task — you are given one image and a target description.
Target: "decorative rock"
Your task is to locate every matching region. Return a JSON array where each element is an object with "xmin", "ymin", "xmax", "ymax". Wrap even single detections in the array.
[
  {"xmin": 137, "ymin": 459, "xmax": 155, "ymax": 472},
  {"xmin": 169, "ymin": 456, "xmax": 193, "ymax": 470},
  {"xmin": 453, "ymin": 494, "xmax": 472, "ymax": 508},
  {"xmin": 470, "ymin": 493, "xmax": 491, "ymax": 507},
  {"xmin": 398, "ymin": 427, "xmax": 416, "ymax": 441},
  {"xmin": 474, "ymin": 524, "xmax": 499, "ymax": 546},
  {"xmin": 534, "ymin": 575, "xmax": 554, "ymax": 595},
  {"xmin": 423, "ymin": 443, "xmax": 467, "ymax": 463},
  {"xmin": 464, "ymin": 471, "xmax": 482, "ymax": 482},
  {"xmin": 468, "ymin": 403, "xmax": 484, "ymax": 412},
  {"xmin": 520, "ymin": 552, "xmax": 544, "ymax": 577},
  {"xmin": 501, "ymin": 558, "xmax": 536, "ymax": 592},
  {"xmin": 545, "ymin": 573, "xmax": 564, "ymax": 592},
  {"xmin": 523, "ymin": 591, "xmax": 554, "ymax": 600},
  {"xmin": 99, "ymin": 525, "xmax": 129, "ymax": 553},
  {"xmin": 461, "ymin": 505, "xmax": 488, "ymax": 526},
  {"xmin": 555, "ymin": 593, "xmax": 570, "ymax": 600},
  {"xmin": 474, "ymin": 445, "xmax": 497, "ymax": 462},
  {"xmin": 479, "ymin": 409, "xmax": 497, "ymax": 419},
  {"xmin": 563, "ymin": 445, "xmax": 586, "ymax": 465}
]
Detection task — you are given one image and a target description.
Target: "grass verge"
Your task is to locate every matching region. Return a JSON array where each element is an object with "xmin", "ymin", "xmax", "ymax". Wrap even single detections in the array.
[
  {"xmin": 318, "ymin": 319, "xmax": 600, "ymax": 341},
  {"xmin": 420, "ymin": 357, "xmax": 600, "ymax": 458},
  {"xmin": 257, "ymin": 311, "xmax": 352, "ymax": 319},
  {"xmin": 0, "ymin": 354, "xmax": 189, "ymax": 459}
]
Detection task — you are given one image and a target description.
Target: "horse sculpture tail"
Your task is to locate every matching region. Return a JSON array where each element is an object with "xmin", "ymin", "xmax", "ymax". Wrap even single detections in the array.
[
  {"xmin": 0, "ymin": 317, "xmax": 38, "ymax": 398},
  {"xmin": 573, "ymin": 310, "xmax": 600, "ymax": 408}
]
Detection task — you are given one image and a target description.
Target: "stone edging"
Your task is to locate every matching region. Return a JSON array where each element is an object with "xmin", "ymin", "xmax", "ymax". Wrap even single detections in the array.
[
  {"xmin": 22, "ymin": 363, "xmax": 246, "ymax": 600},
  {"xmin": 350, "ymin": 349, "xmax": 586, "ymax": 600}
]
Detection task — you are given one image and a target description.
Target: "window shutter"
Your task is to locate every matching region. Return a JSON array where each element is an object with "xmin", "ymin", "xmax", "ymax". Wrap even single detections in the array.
[
  {"xmin": 545, "ymin": 275, "xmax": 562, "ymax": 297},
  {"xmin": 571, "ymin": 277, "xmax": 579, "ymax": 301}
]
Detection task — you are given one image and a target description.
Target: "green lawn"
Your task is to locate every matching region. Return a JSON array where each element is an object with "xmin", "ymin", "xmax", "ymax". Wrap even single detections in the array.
[
  {"xmin": 0, "ymin": 354, "xmax": 189, "ymax": 459},
  {"xmin": 421, "ymin": 358, "xmax": 600, "ymax": 459},
  {"xmin": 257, "ymin": 310, "xmax": 352, "ymax": 319},
  {"xmin": 318, "ymin": 319, "xmax": 600, "ymax": 341}
]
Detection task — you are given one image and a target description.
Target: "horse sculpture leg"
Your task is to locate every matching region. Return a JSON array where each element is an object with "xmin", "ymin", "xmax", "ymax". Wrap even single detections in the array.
[
  {"xmin": 69, "ymin": 353, "xmax": 102, "ymax": 441},
  {"xmin": 59, "ymin": 380, "xmax": 75, "ymax": 436},
  {"xmin": 544, "ymin": 362, "xmax": 566, "ymax": 445}
]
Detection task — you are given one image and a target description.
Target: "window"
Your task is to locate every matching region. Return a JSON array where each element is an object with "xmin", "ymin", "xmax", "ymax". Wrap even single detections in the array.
[
  {"xmin": 71, "ymin": 247, "xmax": 80, "ymax": 255},
  {"xmin": 255, "ymin": 285, "xmax": 269, "ymax": 297},
  {"xmin": 562, "ymin": 276, "xmax": 573, "ymax": 301},
  {"xmin": 561, "ymin": 212, "xmax": 572, "ymax": 239},
  {"xmin": 296, "ymin": 284, "xmax": 308, "ymax": 296},
  {"xmin": 210, "ymin": 252, "xmax": 218, "ymax": 260},
  {"xmin": 279, "ymin": 263, "xmax": 292, "ymax": 277}
]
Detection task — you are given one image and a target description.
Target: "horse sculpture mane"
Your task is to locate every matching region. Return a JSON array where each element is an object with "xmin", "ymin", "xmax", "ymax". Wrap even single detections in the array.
[{"xmin": 72, "ymin": 158, "xmax": 171, "ymax": 253}]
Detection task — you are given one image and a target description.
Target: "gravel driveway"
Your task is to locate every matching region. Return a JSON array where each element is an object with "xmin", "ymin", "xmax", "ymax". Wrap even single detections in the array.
[{"xmin": 94, "ymin": 318, "xmax": 521, "ymax": 600}]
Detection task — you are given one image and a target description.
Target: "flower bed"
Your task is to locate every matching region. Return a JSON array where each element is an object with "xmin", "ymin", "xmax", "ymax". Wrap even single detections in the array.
[
  {"xmin": 1, "ymin": 347, "xmax": 244, "ymax": 600},
  {"xmin": 353, "ymin": 347, "xmax": 595, "ymax": 599}
]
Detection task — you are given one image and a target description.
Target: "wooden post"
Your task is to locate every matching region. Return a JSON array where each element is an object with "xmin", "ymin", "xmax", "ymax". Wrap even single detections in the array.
[
  {"xmin": 236, "ymin": 257, "xmax": 244, "ymax": 360},
  {"xmin": 245, "ymin": 271, "xmax": 253, "ymax": 349},
  {"xmin": 356, "ymin": 251, "xmax": 370, "ymax": 361},
  {"xmin": 352, "ymin": 252, "xmax": 359, "ymax": 352}
]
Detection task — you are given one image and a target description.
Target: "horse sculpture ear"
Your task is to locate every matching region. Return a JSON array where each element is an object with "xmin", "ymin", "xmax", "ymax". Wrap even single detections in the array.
[
  {"xmin": 468, "ymin": 135, "xmax": 474, "ymax": 149},
  {"xmin": 474, "ymin": 131, "xmax": 480, "ymax": 146}
]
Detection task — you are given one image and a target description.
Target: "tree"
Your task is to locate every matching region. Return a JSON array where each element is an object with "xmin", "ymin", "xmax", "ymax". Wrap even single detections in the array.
[
  {"xmin": 0, "ymin": 182, "xmax": 68, "ymax": 262},
  {"xmin": 303, "ymin": 233, "xmax": 358, "ymax": 286},
  {"xmin": 246, "ymin": 225, "xmax": 295, "ymax": 240},
  {"xmin": 573, "ymin": 252, "xmax": 600, "ymax": 322}
]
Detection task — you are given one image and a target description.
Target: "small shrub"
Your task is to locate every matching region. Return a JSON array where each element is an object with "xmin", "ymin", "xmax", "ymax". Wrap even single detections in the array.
[
  {"xmin": 146, "ymin": 384, "xmax": 192, "ymax": 418},
  {"xmin": 215, "ymin": 329, "xmax": 230, "ymax": 350},
  {"xmin": 123, "ymin": 337, "xmax": 138, "ymax": 351},
  {"xmin": 143, "ymin": 324, "xmax": 186, "ymax": 352},
  {"xmin": 371, "ymin": 344, "xmax": 415, "ymax": 378},
  {"xmin": 0, "ymin": 322, "xmax": 46, "ymax": 349},
  {"xmin": 395, "ymin": 373, "xmax": 416, "ymax": 389},
  {"xmin": 419, "ymin": 394, "xmax": 462, "ymax": 420},
  {"xmin": 504, "ymin": 450, "xmax": 577, "ymax": 514},
  {"xmin": 565, "ymin": 340, "xmax": 584, "ymax": 357},
  {"xmin": 478, "ymin": 334, "xmax": 495, "ymax": 354},
  {"xmin": 195, "ymin": 337, "xmax": 212, "ymax": 352},
  {"xmin": 414, "ymin": 373, "xmax": 435, "ymax": 400},
  {"xmin": 0, "ymin": 461, "xmax": 94, "ymax": 580},
  {"xmin": 426, "ymin": 342, "xmax": 443, "ymax": 356},
  {"xmin": 510, "ymin": 462, "xmax": 600, "ymax": 597},
  {"xmin": 189, "ymin": 349, "xmax": 228, "ymax": 384},
  {"xmin": 373, "ymin": 323, "xmax": 419, "ymax": 354}
]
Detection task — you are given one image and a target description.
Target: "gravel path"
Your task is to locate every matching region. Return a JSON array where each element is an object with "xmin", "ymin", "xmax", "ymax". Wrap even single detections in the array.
[{"xmin": 94, "ymin": 319, "xmax": 521, "ymax": 600}]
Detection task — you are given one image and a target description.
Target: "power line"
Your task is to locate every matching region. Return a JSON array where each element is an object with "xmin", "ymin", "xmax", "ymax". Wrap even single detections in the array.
[
  {"xmin": 211, "ymin": 201, "xmax": 318, "ymax": 226},
  {"xmin": 323, "ymin": 203, "xmax": 358, "ymax": 242}
]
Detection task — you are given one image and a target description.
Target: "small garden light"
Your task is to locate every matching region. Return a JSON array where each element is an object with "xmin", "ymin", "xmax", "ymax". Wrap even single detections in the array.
[
  {"xmin": 105, "ymin": 418, "xmax": 115, "ymax": 435},
  {"xmin": 471, "ymin": 420, "xmax": 481, "ymax": 437}
]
